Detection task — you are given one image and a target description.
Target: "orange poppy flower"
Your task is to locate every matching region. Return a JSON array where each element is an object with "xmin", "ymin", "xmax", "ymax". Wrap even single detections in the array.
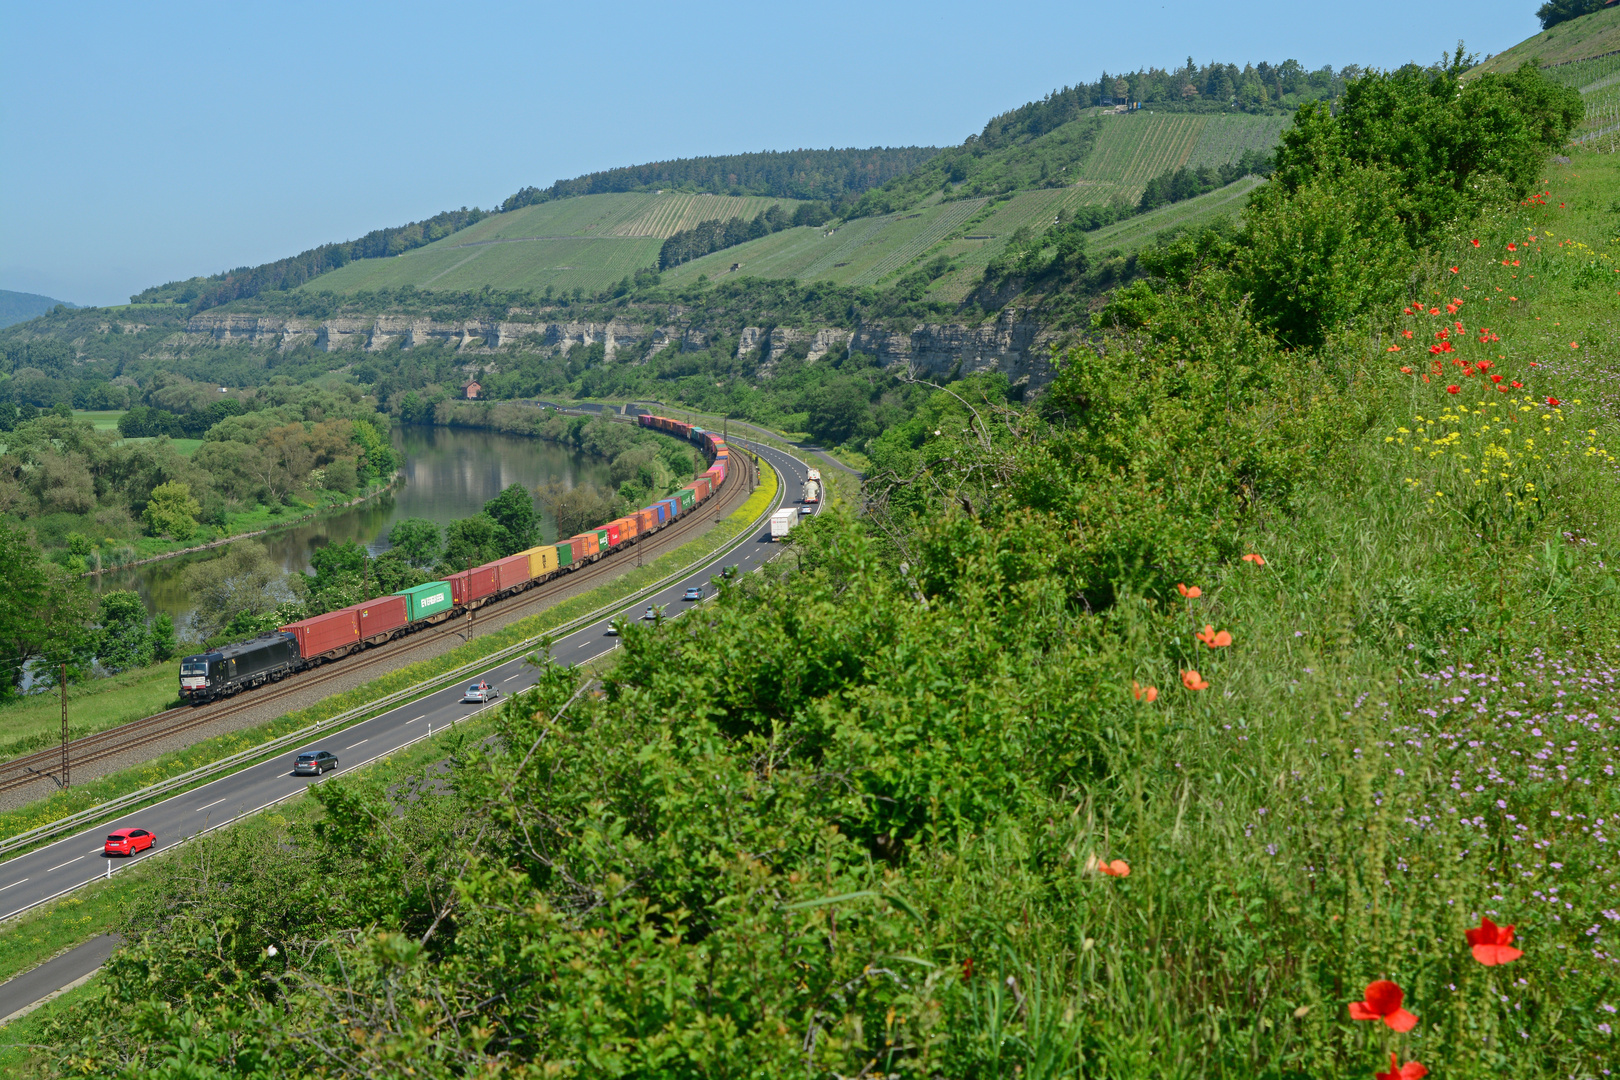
[
  {"xmin": 1195, "ymin": 625, "xmax": 1233, "ymax": 648},
  {"xmin": 1098, "ymin": 858, "xmax": 1130, "ymax": 877},
  {"xmin": 1176, "ymin": 583, "xmax": 1202, "ymax": 599},
  {"xmin": 1400, "ymin": 366, "xmax": 1412, "ymax": 374},
  {"xmin": 1131, "ymin": 681, "xmax": 1158, "ymax": 703},
  {"xmin": 1241, "ymin": 553, "xmax": 1265, "ymax": 565},
  {"xmin": 1182, "ymin": 669, "xmax": 1210, "ymax": 691}
]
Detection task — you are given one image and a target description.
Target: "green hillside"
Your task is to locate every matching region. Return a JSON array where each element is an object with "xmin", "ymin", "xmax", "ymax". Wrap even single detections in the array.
[
  {"xmin": 1472, "ymin": 4, "xmax": 1620, "ymax": 72},
  {"xmin": 304, "ymin": 191, "xmax": 803, "ymax": 296},
  {"xmin": 656, "ymin": 112, "xmax": 1285, "ymax": 297}
]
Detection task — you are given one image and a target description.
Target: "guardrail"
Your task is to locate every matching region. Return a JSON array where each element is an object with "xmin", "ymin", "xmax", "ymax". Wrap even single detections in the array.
[{"xmin": 0, "ymin": 451, "xmax": 785, "ymax": 862}]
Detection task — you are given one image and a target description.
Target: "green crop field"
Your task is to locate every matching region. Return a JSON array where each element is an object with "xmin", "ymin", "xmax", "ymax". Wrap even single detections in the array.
[
  {"xmin": 1471, "ymin": 5, "xmax": 1620, "ymax": 73},
  {"xmin": 302, "ymin": 191, "xmax": 798, "ymax": 295},
  {"xmin": 1086, "ymin": 173, "xmax": 1265, "ymax": 253}
]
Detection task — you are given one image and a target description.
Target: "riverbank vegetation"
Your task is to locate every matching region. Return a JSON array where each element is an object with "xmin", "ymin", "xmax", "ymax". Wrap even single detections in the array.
[{"xmin": 25, "ymin": 55, "xmax": 1619, "ymax": 1079}]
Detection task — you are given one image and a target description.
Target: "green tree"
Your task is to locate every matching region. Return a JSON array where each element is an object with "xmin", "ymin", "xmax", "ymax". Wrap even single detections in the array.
[
  {"xmin": 440, "ymin": 514, "xmax": 504, "ymax": 571},
  {"xmin": 142, "ymin": 481, "xmax": 201, "ymax": 540},
  {"xmin": 387, "ymin": 518, "xmax": 441, "ymax": 568},
  {"xmin": 0, "ymin": 523, "xmax": 95, "ymax": 696},
  {"xmin": 483, "ymin": 483, "xmax": 539, "ymax": 556},
  {"xmin": 1537, "ymin": 0, "xmax": 1604, "ymax": 29},
  {"xmin": 96, "ymin": 590, "xmax": 155, "ymax": 672},
  {"xmin": 183, "ymin": 542, "xmax": 295, "ymax": 640}
]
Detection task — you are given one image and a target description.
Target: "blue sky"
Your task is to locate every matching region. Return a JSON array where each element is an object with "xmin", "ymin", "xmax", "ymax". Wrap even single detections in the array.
[{"xmin": 1, "ymin": 1, "xmax": 1546, "ymax": 306}]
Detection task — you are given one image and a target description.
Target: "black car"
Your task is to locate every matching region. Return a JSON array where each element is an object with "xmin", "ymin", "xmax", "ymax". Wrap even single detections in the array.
[{"xmin": 293, "ymin": 750, "xmax": 339, "ymax": 776}]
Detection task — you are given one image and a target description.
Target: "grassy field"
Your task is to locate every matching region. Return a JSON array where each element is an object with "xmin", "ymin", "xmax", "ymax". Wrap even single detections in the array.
[
  {"xmin": 1086, "ymin": 173, "xmax": 1266, "ymax": 252},
  {"xmin": 69, "ymin": 410, "xmax": 123, "ymax": 432},
  {"xmin": 1472, "ymin": 4, "xmax": 1620, "ymax": 73},
  {"xmin": 302, "ymin": 191, "xmax": 800, "ymax": 295}
]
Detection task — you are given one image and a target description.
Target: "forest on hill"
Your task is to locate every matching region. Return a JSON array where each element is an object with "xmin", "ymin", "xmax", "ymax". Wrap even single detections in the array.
[{"xmin": 16, "ymin": 43, "xmax": 1619, "ymax": 1077}]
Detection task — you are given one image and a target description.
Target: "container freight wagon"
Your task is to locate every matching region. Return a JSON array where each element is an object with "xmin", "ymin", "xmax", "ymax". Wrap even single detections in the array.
[
  {"xmin": 351, "ymin": 595, "xmax": 409, "ymax": 645},
  {"xmin": 572, "ymin": 532, "xmax": 602, "ymax": 560},
  {"xmin": 449, "ymin": 564, "xmax": 501, "ymax": 609},
  {"xmin": 282, "ymin": 609, "xmax": 362, "ymax": 662},
  {"xmin": 609, "ymin": 516, "xmax": 640, "ymax": 544},
  {"xmin": 519, "ymin": 544, "xmax": 560, "ymax": 580},
  {"xmin": 488, "ymin": 553, "xmax": 533, "ymax": 596},
  {"xmin": 178, "ymin": 631, "xmax": 301, "ymax": 702},
  {"xmin": 396, "ymin": 581, "xmax": 455, "ymax": 624},
  {"xmin": 770, "ymin": 507, "xmax": 798, "ymax": 541},
  {"xmin": 634, "ymin": 507, "xmax": 657, "ymax": 534}
]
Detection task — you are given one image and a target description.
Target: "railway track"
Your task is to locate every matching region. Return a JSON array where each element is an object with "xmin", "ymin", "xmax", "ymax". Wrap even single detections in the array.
[{"xmin": 0, "ymin": 452, "xmax": 758, "ymax": 796}]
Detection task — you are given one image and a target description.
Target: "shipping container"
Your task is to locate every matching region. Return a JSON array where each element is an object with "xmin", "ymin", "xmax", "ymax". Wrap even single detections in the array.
[
  {"xmin": 281, "ymin": 608, "xmax": 360, "ymax": 658},
  {"xmin": 490, "ymin": 553, "xmax": 532, "ymax": 593},
  {"xmin": 396, "ymin": 581, "xmax": 454, "ymax": 623},
  {"xmin": 770, "ymin": 507, "xmax": 798, "ymax": 540},
  {"xmin": 449, "ymin": 564, "xmax": 501, "ymax": 607},
  {"xmin": 573, "ymin": 532, "xmax": 601, "ymax": 558},
  {"xmin": 554, "ymin": 540, "xmax": 576, "ymax": 568},
  {"xmin": 676, "ymin": 488, "xmax": 695, "ymax": 511},
  {"xmin": 520, "ymin": 544, "xmax": 560, "ymax": 579},
  {"xmin": 693, "ymin": 477, "xmax": 712, "ymax": 501},
  {"xmin": 603, "ymin": 523, "xmax": 621, "ymax": 548},
  {"xmin": 349, "ymin": 595, "xmax": 408, "ymax": 644},
  {"xmin": 635, "ymin": 507, "xmax": 657, "ymax": 534},
  {"xmin": 593, "ymin": 527, "xmax": 611, "ymax": 551},
  {"xmin": 610, "ymin": 516, "xmax": 639, "ymax": 543}
]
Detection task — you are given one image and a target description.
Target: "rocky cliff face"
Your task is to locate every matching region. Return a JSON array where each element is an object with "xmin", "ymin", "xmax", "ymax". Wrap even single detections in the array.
[{"xmin": 186, "ymin": 309, "xmax": 1067, "ymax": 392}]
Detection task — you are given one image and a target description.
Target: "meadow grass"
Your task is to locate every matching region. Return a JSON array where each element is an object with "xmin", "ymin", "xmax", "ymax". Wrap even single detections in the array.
[
  {"xmin": 0, "ymin": 662, "xmax": 177, "ymax": 761},
  {"xmin": 1473, "ymin": 5, "xmax": 1620, "ymax": 73}
]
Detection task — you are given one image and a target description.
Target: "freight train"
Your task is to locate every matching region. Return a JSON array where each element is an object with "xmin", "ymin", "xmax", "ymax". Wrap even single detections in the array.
[{"xmin": 178, "ymin": 417, "xmax": 733, "ymax": 702}]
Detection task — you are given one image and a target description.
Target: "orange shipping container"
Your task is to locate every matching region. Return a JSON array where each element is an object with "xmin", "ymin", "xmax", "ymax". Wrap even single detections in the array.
[
  {"xmin": 570, "ymin": 532, "xmax": 600, "ymax": 557},
  {"xmin": 610, "ymin": 515, "xmax": 640, "ymax": 541},
  {"xmin": 635, "ymin": 507, "xmax": 657, "ymax": 533}
]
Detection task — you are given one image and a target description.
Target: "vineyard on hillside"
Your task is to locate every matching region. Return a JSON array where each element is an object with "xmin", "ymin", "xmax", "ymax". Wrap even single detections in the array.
[
  {"xmin": 1183, "ymin": 113, "xmax": 1291, "ymax": 169},
  {"xmin": 609, "ymin": 193, "xmax": 800, "ymax": 237},
  {"xmin": 1078, "ymin": 113, "xmax": 1203, "ymax": 197}
]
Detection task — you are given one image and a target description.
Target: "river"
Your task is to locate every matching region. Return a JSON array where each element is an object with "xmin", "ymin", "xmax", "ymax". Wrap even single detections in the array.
[{"xmin": 96, "ymin": 425, "xmax": 613, "ymax": 628}]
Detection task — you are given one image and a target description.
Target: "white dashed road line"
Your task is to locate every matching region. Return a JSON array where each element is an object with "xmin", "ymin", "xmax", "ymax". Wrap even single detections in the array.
[
  {"xmin": 345, "ymin": 739, "xmax": 368, "ymax": 750},
  {"xmin": 0, "ymin": 879, "xmax": 27, "ymax": 893},
  {"xmin": 45, "ymin": 857, "xmax": 83, "ymax": 873},
  {"xmin": 195, "ymin": 797, "xmax": 228, "ymax": 812}
]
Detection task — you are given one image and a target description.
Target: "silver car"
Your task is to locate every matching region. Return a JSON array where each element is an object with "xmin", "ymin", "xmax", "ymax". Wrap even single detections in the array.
[
  {"xmin": 463, "ymin": 681, "xmax": 498, "ymax": 703},
  {"xmin": 293, "ymin": 750, "xmax": 338, "ymax": 775}
]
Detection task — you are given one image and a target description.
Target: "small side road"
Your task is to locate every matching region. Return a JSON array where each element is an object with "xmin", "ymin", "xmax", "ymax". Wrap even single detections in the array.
[{"xmin": 0, "ymin": 934, "xmax": 120, "ymax": 1026}]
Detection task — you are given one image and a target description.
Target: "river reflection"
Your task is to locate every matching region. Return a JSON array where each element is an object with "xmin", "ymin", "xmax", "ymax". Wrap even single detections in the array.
[{"xmin": 96, "ymin": 425, "xmax": 613, "ymax": 625}]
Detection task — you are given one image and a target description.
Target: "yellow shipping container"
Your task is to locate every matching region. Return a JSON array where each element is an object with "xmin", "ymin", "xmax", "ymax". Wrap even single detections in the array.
[{"xmin": 518, "ymin": 544, "xmax": 559, "ymax": 579}]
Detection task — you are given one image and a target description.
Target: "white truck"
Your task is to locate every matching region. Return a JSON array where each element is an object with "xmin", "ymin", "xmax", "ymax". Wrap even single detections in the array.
[
  {"xmin": 770, "ymin": 507, "xmax": 798, "ymax": 541},
  {"xmin": 801, "ymin": 478, "xmax": 820, "ymax": 504}
]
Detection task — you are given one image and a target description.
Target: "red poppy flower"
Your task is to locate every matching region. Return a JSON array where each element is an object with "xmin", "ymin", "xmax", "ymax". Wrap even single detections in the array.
[
  {"xmin": 1387, "ymin": 345, "xmax": 1402, "ymax": 352},
  {"xmin": 1195, "ymin": 625, "xmax": 1233, "ymax": 648},
  {"xmin": 1471, "ymin": 239, "xmax": 1481, "ymax": 247},
  {"xmin": 1348, "ymin": 980, "xmax": 1418, "ymax": 1032},
  {"xmin": 1181, "ymin": 669, "xmax": 1210, "ymax": 691},
  {"xmin": 1098, "ymin": 858, "xmax": 1130, "ymax": 877},
  {"xmin": 1177, "ymin": 583, "xmax": 1202, "ymax": 599},
  {"xmin": 1507, "ymin": 243, "xmax": 1517, "ymax": 252},
  {"xmin": 1547, "ymin": 397, "xmax": 1560, "ymax": 407},
  {"xmin": 1131, "ymin": 681, "xmax": 1158, "ymax": 703},
  {"xmin": 1376, "ymin": 1052, "xmax": 1429, "ymax": 1080},
  {"xmin": 1402, "ymin": 330, "xmax": 1413, "ymax": 339},
  {"xmin": 1428, "ymin": 307, "xmax": 1440, "ymax": 316},
  {"xmin": 1490, "ymin": 374, "xmax": 1502, "ymax": 383},
  {"xmin": 1446, "ymin": 385, "xmax": 1460, "ymax": 394},
  {"xmin": 1449, "ymin": 266, "xmax": 1459, "ymax": 274},
  {"xmin": 1475, "ymin": 359, "xmax": 1493, "ymax": 371},
  {"xmin": 1400, "ymin": 366, "xmax": 1413, "ymax": 374},
  {"xmin": 1466, "ymin": 917, "xmax": 1523, "ymax": 966},
  {"xmin": 1511, "ymin": 380, "xmax": 1522, "ymax": 388},
  {"xmin": 1570, "ymin": 342, "xmax": 1580, "ymax": 349},
  {"xmin": 1241, "ymin": 553, "xmax": 1265, "ymax": 565}
]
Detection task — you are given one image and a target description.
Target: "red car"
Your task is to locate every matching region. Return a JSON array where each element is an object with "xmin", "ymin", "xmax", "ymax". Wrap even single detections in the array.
[{"xmin": 104, "ymin": 828, "xmax": 155, "ymax": 856}]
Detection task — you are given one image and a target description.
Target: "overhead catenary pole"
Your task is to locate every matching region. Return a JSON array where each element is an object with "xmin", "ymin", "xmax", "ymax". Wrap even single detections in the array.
[{"xmin": 60, "ymin": 663, "xmax": 69, "ymax": 790}]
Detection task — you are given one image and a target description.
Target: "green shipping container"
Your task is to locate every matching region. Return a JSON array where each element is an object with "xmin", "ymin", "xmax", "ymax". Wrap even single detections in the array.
[
  {"xmin": 555, "ymin": 541, "xmax": 574, "ymax": 568},
  {"xmin": 676, "ymin": 488, "xmax": 695, "ymax": 511},
  {"xmin": 395, "ymin": 581, "xmax": 454, "ymax": 622},
  {"xmin": 594, "ymin": 527, "xmax": 611, "ymax": 550}
]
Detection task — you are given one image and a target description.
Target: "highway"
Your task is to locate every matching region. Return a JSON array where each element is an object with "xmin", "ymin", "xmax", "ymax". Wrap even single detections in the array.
[{"xmin": 0, "ymin": 439, "xmax": 817, "ymax": 924}]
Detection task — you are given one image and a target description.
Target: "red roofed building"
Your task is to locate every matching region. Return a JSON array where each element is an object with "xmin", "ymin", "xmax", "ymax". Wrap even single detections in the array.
[{"xmin": 463, "ymin": 381, "xmax": 481, "ymax": 400}]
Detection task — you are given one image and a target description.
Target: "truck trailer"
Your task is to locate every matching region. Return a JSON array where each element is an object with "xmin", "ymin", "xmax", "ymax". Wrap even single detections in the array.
[{"xmin": 770, "ymin": 507, "xmax": 798, "ymax": 541}]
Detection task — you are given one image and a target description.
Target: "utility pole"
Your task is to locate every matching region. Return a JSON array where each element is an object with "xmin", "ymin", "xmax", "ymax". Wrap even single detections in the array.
[
  {"xmin": 60, "ymin": 663, "xmax": 69, "ymax": 790},
  {"xmin": 465, "ymin": 558, "xmax": 473, "ymax": 642}
]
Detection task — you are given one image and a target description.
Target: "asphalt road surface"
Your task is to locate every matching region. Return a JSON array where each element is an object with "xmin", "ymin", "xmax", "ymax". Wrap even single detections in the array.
[{"xmin": 0, "ymin": 439, "xmax": 817, "ymax": 925}]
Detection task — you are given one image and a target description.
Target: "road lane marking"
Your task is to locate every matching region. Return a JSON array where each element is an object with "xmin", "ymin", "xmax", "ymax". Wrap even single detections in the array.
[
  {"xmin": 345, "ymin": 739, "xmax": 368, "ymax": 750},
  {"xmin": 46, "ymin": 857, "xmax": 84, "ymax": 873},
  {"xmin": 408, "ymin": 715, "xmax": 425, "ymax": 723},
  {"xmin": 0, "ymin": 879, "xmax": 27, "ymax": 893},
  {"xmin": 502, "ymin": 673, "xmax": 523, "ymax": 682},
  {"xmin": 195, "ymin": 797, "xmax": 229, "ymax": 812}
]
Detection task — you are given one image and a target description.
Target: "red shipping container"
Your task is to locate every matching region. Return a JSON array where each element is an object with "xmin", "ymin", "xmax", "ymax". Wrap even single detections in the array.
[
  {"xmin": 490, "ymin": 553, "xmax": 531, "ymax": 592},
  {"xmin": 281, "ymin": 608, "xmax": 360, "ymax": 658},
  {"xmin": 694, "ymin": 476, "xmax": 713, "ymax": 499},
  {"xmin": 449, "ymin": 564, "xmax": 501, "ymax": 606},
  {"xmin": 635, "ymin": 507, "xmax": 656, "ymax": 533},
  {"xmin": 605, "ymin": 523, "xmax": 622, "ymax": 547},
  {"xmin": 348, "ymin": 594, "xmax": 407, "ymax": 643}
]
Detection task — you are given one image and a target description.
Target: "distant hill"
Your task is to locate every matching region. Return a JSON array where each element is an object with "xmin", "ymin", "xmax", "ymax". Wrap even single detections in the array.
[
  {"xmin": 1471, "ymin": 4, "xmax": 1620, "ymax": 72},
  {"xmin": 499, "ymin": 147, "xmax": 939, "ymax": 211},
  {"xmin": 0, "ymin": 290, "xmax": 78, "ymax": 328}
]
